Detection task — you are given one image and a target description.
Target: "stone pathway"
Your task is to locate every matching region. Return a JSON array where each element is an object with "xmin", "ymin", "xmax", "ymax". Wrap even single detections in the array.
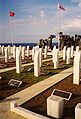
[{"xmin": 0, "ymin": 67, "xmax": 73, "ymax": 119}]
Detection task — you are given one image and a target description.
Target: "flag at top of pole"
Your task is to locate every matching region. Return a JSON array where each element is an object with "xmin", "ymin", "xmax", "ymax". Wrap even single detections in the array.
[
  {"xmin": 58, "ymin": 3, "xmax": 65, "ymax": 10},
  {"xmin": 9, "ymin": 11, "xmax": 15, "ymax": 46},
  {"xmin": 57, "ymin": 3, "xmax": 65, "ymax": 49},
  {"xmin": 9, "ymin": 11, "xmax": 15, "ymax": 17}
]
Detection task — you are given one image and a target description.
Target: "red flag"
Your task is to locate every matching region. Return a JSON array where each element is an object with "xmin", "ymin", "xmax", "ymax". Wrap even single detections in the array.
[
  {"xmin": 58, "ymin": 3, "xmax": 65, "ymax": 10},
  {"xmin": 9, "ymin": 11, "xmax": 15, "ymax": 17}
]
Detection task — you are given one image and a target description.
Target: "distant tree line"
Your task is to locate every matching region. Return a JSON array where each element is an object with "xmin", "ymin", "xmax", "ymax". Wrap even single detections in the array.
[
  {"xmin": 38, "ymin": 35, "xmax": 56, "ymax": 49},
  {"xmin": 38, "ymin": 32, "xmax": 81, "ymax": 50},
  {"xmin": 59, "ymin": 32, "xmax": 81, "ymax": 50}
]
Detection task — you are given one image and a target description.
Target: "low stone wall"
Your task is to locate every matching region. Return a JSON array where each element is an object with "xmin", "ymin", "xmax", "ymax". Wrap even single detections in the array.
[{"xmin": 10, "ymin": 101, "xmax": 49, "ymax": 119}]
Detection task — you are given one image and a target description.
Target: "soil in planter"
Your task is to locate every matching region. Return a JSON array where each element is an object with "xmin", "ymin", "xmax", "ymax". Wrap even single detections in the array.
[{"xmin": 21, "ymin": 74, "xmax": 81, "ymax": 119}]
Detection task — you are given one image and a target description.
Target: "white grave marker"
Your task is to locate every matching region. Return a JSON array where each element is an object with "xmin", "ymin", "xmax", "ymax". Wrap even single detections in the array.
[
  {"xmin": 34, "ymin": 50, "xmax": 40, "ymax": 77},
  {"xmin": 76, "ymin": 46, "xmax": 79, "ymax": 52},
  {"xmin": 27, "ymin": 46, "xmax": 29, "ymax": 57},
  {"xmin": 8, "ymin": 45, "xmax": 10, "ymax": 56},
  {"xmin": 2, "ymin": 45, "xmax": 4, "ymax": 55},
  {"xmin": 5, "ymin": 47, "xmax": 9, "ymax": 62},
  {"xmin": 71, "ymin": 46, "xmax": 74, "ymax": 58},
  {"xmin": 63, "ymin": 46, "xmax": 66, "ymax": 60},
  {"xmin": 54, "ymin": 46, "xmax": 56, "ymax": 49},
  {"xmin": 19, "ymin": 45, "xmax": 22, "ymax": 52},
  {"xmin": 66, "ymin": 47, "xmax": 71, "ymax": 64},
  {"xmin": 39, "ymin": 48, "xmax": 42, "ymax": 67},
  {"xmin": 32, "ymin": 47, "xmax": 35, "ymax": 61},
  {"xmin": 22, "ymin": 46, "xmax": 25, "ymax": 60},
  {"xmin": 53, "ymin": 49, "xmax": 59, "ymax": 69},
  {"xmin": 16, "ymin": 49, "xmax": 21, "ymax": 74},
  {"xmin": 52, "ymin": 47, "xmax": 55, "ymax": 62},
  {"xmin": 35, "ymin": 46, "xmax": 39, "ymax": 52},
  {"xmin": 44, "ymin": 46, "xmax": 47, "ymax": 58},
  {"xmin": 0, "ymin": 45, "xmax": 1, "ymax": 53},
  {"xmin": 73, "ymin": 52, "xmax": 81, "ymax": 85},
  {"xmin": 13, "ymin": 46, "xmax": 16, "ymax": 59}
]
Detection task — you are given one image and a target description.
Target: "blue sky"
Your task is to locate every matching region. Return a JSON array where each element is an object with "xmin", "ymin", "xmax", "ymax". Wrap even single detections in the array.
[{"xmin": 0, "ymin": 0, "xmax": 81, "ymax": 43}]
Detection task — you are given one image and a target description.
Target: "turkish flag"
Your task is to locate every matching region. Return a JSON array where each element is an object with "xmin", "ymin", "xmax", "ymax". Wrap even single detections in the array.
[{"xmin": 9, "ymin": 11, "xmax": 15, "ymax": 17}]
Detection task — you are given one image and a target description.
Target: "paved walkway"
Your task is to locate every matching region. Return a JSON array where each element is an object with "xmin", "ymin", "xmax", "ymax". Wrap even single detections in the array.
[{"xmin": 0, "ymin": 67, "xmax": 73, "ymax": 119}]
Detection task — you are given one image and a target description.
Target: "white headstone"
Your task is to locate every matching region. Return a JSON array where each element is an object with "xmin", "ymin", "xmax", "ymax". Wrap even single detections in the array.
[
  {"xmin": 27, "ymin": 46, "xmax": 29, "ymax": 57},
  {"xmin": 22, "ymin": 46, "xmax": 25, "ymax": 60},
  {"xmin": 66, "ymin": 47, "xmax": 71, "ymax": 64},
  {"xmin": 16, "ymin": 49, "xmax": 21, "ymax": 74},
  {"xmin": 52, "ymin": 47, "xmax": 55, "ymax": 62},
  {"xmin": 0, "ymin": 45, "xmax": 1, "ymax": 54},
  {"xmin": 5, "ymin": 47, "xmax": 9, "ymax": 62},
  {"xmin": 71, "ymin": 46, "xmax": 74, "ymax": 58},
  {"xmin": 8, "ymin": 45, "xmax": 10, "ymax": 56},
  {"xmin": 63, "ymin": 46, "xmax": 66, "ymax": 60},
  {"xmin": 54, "ymin": 46, "xmax": 56, "ymax": 49},
  {"xmin": 2, "ymin": 45, "xmax": 4, "ymax": 55},
  {"xmin": 35, "ymin": 46, "xmax": 39, "ymax": 52},
  {"xmin": 0, "ymin": 45, "xmax": 1, "ymax": 52},
  {"xmin": 32, "ymin": 47, "xmax": 35, "ymax": 61},
  {"xmin": 53, "ymin": 49, "xmax": 59, "ymax": 69},
  {"xmin": 13, "ymin": 45, "xmax": 16, "ymax": 59},
  {"xmin": 76, "ymin": 46, "xmax": 79, "ymax": 52},
  {"xmin": 44, "ymin": 46, "xmax": 47, "ymax": 58},
  {"xmin": 19, "ymin": 45, "xmax": 22, "ymax": 52},
  {"xmin": 73, "ymin": 52, "xmax": 80, "ymax": 85},
  {"xmin": 34, "ymin": 50, "xmax": 40, "ymax": 77},
  {"xmin": 39, "ymin": 48, "xmax": 42, "ymax": 67}
]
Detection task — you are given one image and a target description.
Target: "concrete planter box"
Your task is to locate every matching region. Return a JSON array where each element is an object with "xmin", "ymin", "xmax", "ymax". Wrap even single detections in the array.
[
  {"xmin": 47, "ymin": 95, "xmax": 64, "ymax": 118},
  {"xmin": 75, "ymin": 103, "xmax": 81, "ymax": 119}
]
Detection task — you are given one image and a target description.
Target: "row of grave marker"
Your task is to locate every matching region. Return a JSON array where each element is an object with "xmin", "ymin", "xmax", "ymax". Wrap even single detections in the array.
[
  {"xmin": 0, "ymin": 45, "xmax": 81, "ymax": 84},
  {"xmin": 0, "ymin": 45, "xmax": 48, "ymax": 62},
  {"xmin": 16, "ymin": 45, "xmax": 80, "ymax": 82}
]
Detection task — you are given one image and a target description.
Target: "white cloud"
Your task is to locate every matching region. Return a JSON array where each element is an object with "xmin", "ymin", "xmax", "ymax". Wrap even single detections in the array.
[
  {"xmin": 55, "ymin": 3, "xmax": 81, "ymax": 34},
  {"xmin": 71, "ymin": 0, "xmax": 81, "ymax": 8},
  {"xmin": 61, "ymin": 17, "xmax": 81, "ymax": 35},
  {"xmin": 71, "ymin": 0, "xmax": 81, "ymax": 3},
  {"xmin": 28, "ymin": 15, "xmax": 32, "ymax": 19},
  {"xmin": 62, "ymin": 18, "xmax": 81, "ymax": 28},
  {"xmin": 10, "ymin": 10, "xmax": 48, "ymax": 26},
  {"xmin": 40, "ymin": 11, "xmax": 46, "ymax": 18},
  {"xmin": 78, "ymin": 2, "xmax": 81, "ymax": 7},
  {"xmin": 8, "ymin": 10, "xmax": 58, "ymax": 43}
]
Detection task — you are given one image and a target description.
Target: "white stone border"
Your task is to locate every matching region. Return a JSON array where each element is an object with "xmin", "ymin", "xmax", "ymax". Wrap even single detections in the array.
[{"xmin": 10, "ymin": 101, "xmax": 50, "ymax": 119}]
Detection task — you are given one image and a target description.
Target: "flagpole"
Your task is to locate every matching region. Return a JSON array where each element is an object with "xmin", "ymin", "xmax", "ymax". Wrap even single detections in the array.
[
  {"xmin": 9, "ymin": 12, "xmax": 14, "ymax": 46},
  {"xmin": 57, "ymin": 3, "xmax": 65, "ymax": 49},
  {"xmin": 58, "ymin": 4, "xmax": 60, "ymax": 49}
]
